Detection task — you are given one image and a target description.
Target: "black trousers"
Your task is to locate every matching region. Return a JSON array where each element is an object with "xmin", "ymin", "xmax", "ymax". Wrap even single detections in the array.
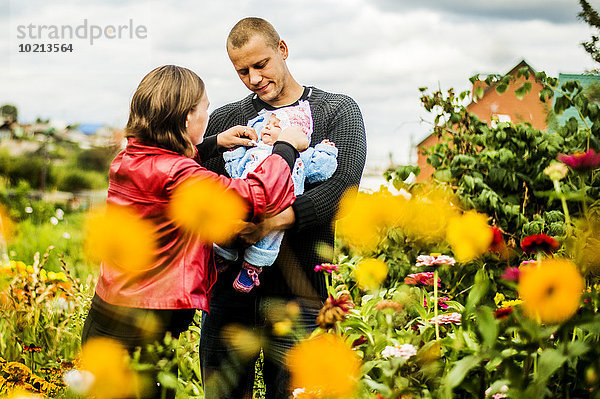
[
  {"xmin": 82, "ymin": 294, "xmax": 196, "ymax": 399},
  {"xmin": 199, "ymin": 275, "xmax": 321, "ymax": 399}
]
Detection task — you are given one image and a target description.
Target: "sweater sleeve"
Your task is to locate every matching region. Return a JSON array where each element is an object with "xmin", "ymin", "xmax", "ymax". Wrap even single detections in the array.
[{"xmin": 291, "ymin": 95, "xmax": 366, "ymax": 232}]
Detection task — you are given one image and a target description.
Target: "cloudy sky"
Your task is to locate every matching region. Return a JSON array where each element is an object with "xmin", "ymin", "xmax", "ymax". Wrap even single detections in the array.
[{"xmin": 0, "ymin": 0, "xmax": 597, "ymax": 169}]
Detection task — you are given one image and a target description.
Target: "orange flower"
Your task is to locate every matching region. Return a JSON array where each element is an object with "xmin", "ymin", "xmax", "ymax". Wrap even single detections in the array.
[
  {"xmin": 168, "ymin": 177, "xmax": 247, "ymax": 244},
  {"xmin": 84, "ymin": 205, "xmax": 158, "ymax": 272},
  {"xmin": 518, "ymin": 258, "xmax": 584, "ymax": 324},
  {"xmin": 287, "ymin": 333, "xmax": 360, "ymax": 398}
]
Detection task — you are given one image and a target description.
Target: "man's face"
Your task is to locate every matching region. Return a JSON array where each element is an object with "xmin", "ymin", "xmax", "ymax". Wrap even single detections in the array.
[{"xmin": 227, "ymin": 35, "xmax": 289, "ymax": 105}]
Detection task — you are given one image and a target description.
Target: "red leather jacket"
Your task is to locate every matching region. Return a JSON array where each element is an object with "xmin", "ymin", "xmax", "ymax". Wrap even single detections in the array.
[{"xmin": 95, "ymin": 138, "xmax": 296, "ymax": 311}]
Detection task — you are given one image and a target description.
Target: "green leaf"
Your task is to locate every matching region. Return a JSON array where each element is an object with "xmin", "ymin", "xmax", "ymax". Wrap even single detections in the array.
[
  {"xmin": 496, "ymin": 83, "xmax": 509, "ymax": 95},
  {"xmin": 554, "ymin": 95, "xmax": 571, "ymax": 115},
  {"xmin": 445, "ymin": 354, "xmax": 481, "ymax": 388},
  {"xmin": 535, "ymin": 349, "xmax": 567, "ymax": 383},
  {"xmin": 157, "ymin": 371, "xmax": 179, "ymax": 389},
  {"xmin": 465, "ymin": 268, "xmax": 489, "ymax": 316},
  {"xmin": 515, "ymin": 82, "xmax": 532, "ymax": 100},
  {"xmin": 476, "ymin": 306, "xmax": 499, "ymax": 348}
]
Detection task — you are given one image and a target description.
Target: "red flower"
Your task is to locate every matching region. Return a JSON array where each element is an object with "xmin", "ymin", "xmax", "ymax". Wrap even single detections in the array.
[
  {"xmin": 351, "ymin": 335, "xmax": 367, "ymax": 348},
  {"xmin": 404, "ymin": 272, "xmax": 440, "ymax": 286},
  {"xmin": 558, "ymin": 149, "xmax": 600, "ymax": 172},
  {"xmin": 501, "ymin": 267, "xmax": 520, "ymax": 282},
  {"xmin": 489, "ymin": 226, "xmax": 504, "ymax": 252},
  {"xmin": 314, "ymin": 263, "xmax": 339, "ymax": 273},
  {"xmin": 316, "ymin": 293, "xmax": 354, "ymax": 329},
  {"xmin": 494, "ymin": 307, "xmax": 514, "ymax": 320},
  {"xmin": 520, "ymin": 234, "xmax": 559, "ymax": 254}
]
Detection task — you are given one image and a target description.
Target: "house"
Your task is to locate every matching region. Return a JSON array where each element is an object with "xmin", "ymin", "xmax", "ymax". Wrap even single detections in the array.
[
  {"xmin": 549, "ymin": 73, "xmax": 600, "ymax": 131},
  {"xmin": 416, "ymin": 60, "xmax": 549, "ymax": 182}
]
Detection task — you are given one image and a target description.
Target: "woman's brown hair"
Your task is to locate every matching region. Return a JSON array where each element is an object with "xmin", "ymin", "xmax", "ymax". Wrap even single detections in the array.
[{"xmin": 125, "ymin": 65, "xmax": 205, "ymax": 157}]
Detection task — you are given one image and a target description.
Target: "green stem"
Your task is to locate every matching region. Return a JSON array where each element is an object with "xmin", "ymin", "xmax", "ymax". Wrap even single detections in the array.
[
  {"xmin": 553, "ymin": 180, "xmax": 572, "ymax": 236},
  {"xmin": 579, "ymin": 174, "xmax": 588, "ymax": 214},
  {"xmin": 434, "ymin": 269, "xmax": 439, "ymax": 341}
]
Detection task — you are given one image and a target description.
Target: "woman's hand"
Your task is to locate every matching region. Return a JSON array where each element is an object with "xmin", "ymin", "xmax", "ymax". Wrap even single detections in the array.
[
  {"xmin": 238, "ymin": 207, "xmax": 296, "ymax": 245},
  {"xmin": 217, "ymin": 126, "xmax": 258, "ymax": 148},
  {"xmin": 278, "ymin": 127, "xmax": 309, "ymax": 151}
]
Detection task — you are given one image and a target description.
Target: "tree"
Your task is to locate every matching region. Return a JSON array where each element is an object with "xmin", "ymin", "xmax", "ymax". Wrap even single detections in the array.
[
  {"xmin": 578, "ymin": 0, "xmax": 600, "ymax": 72},
  {"xmin": 0, "ymin": 104, "xmax": 18, "ymax": 123}
]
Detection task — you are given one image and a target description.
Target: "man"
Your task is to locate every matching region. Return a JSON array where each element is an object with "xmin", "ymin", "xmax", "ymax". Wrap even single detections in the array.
[{"xmin": 200, "ymin": 17, "xmax": 366, "ymax": 399}]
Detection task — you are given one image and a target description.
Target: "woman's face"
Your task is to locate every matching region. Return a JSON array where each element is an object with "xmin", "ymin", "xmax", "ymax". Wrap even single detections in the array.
[{"xmin": 186, "ymin": 92, "xmax": 210, "ymax": 145}]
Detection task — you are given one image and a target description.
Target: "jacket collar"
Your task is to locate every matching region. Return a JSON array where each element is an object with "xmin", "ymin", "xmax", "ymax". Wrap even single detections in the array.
[{"xmin": 125, "ymin": 137, "xmax": 189, "ymax": 157}]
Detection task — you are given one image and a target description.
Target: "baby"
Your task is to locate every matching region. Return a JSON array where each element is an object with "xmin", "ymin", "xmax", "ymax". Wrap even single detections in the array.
[{"xmin": 214, "ymin": 100, "xmax": 338, "ymax": 292}]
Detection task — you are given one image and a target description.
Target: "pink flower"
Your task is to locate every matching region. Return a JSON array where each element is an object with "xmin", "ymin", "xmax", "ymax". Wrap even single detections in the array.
[
  {"xmin": 558, "ymin": 149, "xmax": 600, "ymax": 172},
  {"xmin": 424, "ymin": 296, "xmax": 450, "ymax": 310},
  {"xmin": 404, "ymin": 272, "xmax": 440, "ymax": 286},
  {"xmin": 429, "ymin": 312, "xmax": 461, "ymax": 325},
  {"xmin": 314, "ymin": 263, "xmax": 339, "ymax": 273},
  {"xmin": 519, "ymin": 260, "xmax": 537, "ymax": 268},
  {"xmin": 415, "ymin": 254, "xmax": 456, "ymax": 267},
  {"xmin": 501, "ymin": 267, "xmax": 520, "ymax": 281},
  {"xmin": 381, "ymin": 344, "xmax": 417, "ymax": 359}
]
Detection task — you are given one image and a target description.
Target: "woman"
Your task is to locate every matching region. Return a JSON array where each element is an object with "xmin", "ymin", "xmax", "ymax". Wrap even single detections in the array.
[{"xmin": 81, "ymin": 65, "xmax": 307, "ymax": 398}]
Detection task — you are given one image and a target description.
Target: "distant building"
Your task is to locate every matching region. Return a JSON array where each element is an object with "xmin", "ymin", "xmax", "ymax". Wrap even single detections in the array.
[
  {"xmin": 550, "ymin": 73, "xmax": 600, "ymax": 131},
  {"xmin": 416, "ymin": 60, "xmax": 549, "ymax": 182}
]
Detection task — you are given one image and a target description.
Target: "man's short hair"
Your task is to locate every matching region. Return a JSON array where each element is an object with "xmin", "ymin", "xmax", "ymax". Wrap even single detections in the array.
[{"xmin": 227, "ymin": 17, "xmax": 280, "ymax": 50}]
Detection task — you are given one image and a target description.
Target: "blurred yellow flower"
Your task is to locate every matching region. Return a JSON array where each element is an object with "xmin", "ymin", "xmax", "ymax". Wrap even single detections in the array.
[
  {"xmin": 273, "ymin": 319, "xmax": 293, "ymax": 336},
  {"xmin": 518, "ymin": 258, "xmax": 584, "ymax": 324},
  {"xmin": 401, "ymin": 189, "xmax": 459, "ymax": 242},
  {"xmin": 286, "ymin": 333, "xmax": 360, "ymax": 398},
  {"xmin": 85, "ymin": 205, "xmax": 158, "ymax": 272},
  {"xmin": 0, "ymin": 204, "xmax": 14, "ymax": 242},
  {"xmin": 79, "ymin": 337, "xmax": 138, "ymax": 399},
  {"xmin": 354, "ymin": 258, "xmax": 388, "ymax": 290},
  {"xmin": 168, "ymin": 177, "xmax": 247, "ymax": 244},
  {"xmin": 336, "ymin": 190, "xmax": 398, "ymax": 251},
  {"xmin": 222, "ymin": 324, "xmax": 262, "ymax": 360},
  {"xmin": 446, "ymin": 211, "xmax": 493, "ymax": 263}
]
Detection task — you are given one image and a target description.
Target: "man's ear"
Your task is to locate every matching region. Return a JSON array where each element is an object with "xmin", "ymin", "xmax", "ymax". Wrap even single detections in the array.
[{"xmin": 279, "ymin": 39, "xmax": 289, "ymax": 60}]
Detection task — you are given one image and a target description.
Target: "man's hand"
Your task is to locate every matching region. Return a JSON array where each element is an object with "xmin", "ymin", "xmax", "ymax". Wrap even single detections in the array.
[
  {"xmin": 217, "ymin": 125, "xmax": 258, "ymax": 148},
  {"xmin": 278, "ymin": 126, "xmax": 309, "ymax": 151},
  {"xmin": 238, "ymin": 221, "xmax": 270, "ymax": 246}
]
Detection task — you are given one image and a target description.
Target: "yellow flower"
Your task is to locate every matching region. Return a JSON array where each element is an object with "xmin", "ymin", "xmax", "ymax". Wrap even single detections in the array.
[
  {"xmin": 273, "ymin": 319, "xmax": 293, "ymax": 336},
  {"xmin": 446, "ymin": 211, "xmax": 493, "ymax": 263},
  {"xmin": 354, "ymin": 258, "xmax": 388, "ymax": 290},
  {"xmin": 79, "ymin": 337, "xmax": 139, "ymax": 399},
  {"xmin": 401, "ymin": 189, "xmax": 459, "ymax": 242},
  {"xmin": 286, "ymin": 333, "xmax": 360, "ymax": 398},
  {"xmin": 518, "ymin": 258, "xmax": 584, "ymax": 324},
  {"xmin": 168, "ymin": 177, "xmax": 247, "ymax": 244},
  {"xmin": 494, "ymin": 292, "xmax": 506, "ymax": 306},
  {"xmin": 222, "ymin": 324, "xmax": 262, "ymax": 360},
  {"xmin": 336, "ymin": 190, "xmax": 398, "ymax": 251},
  {"xmin": 0, "ymin": 204, "xmax": 14, "ymax": 242},
  {"xmin": 84, "ymin": 205, "xmax": 158, "ymax": 272},
  {"xmin": 501, "ymin": 299, "xmax": 523, "ymax": 308}
]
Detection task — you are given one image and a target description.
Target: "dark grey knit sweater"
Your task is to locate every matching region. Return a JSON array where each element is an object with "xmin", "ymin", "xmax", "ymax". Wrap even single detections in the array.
[{"xmin": 202, "ymin": 87, "xmax": 367, "ymax": 302}]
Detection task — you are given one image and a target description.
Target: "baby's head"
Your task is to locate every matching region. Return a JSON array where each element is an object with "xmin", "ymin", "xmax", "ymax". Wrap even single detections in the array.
[{"xmin": 259, "ymin": 100, "xmax": 313, "ymax": 145}]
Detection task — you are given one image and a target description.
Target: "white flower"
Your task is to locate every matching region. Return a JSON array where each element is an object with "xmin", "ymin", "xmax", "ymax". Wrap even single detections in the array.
[
  {"xmin": 381, "ymin": 344, "xmax": 417, "ymax": 359},
  {"xmin": 56, "ymin": 208, "xmax": 64, "ymax": 220},
  {"xmin": 25, "ymin": 206, "xmax": 33, "ymax": 214},
  {"xmin": 63, "ymin": 369, "xmax": 95, "ymax": 395},
  {"xmin": 485, "ymin": 384, "xmax": 509, "ymax": 398},
  {"xmin": 62, "ymin": 232, "xmax": 71, "ymax": 239},
  {"xmin": 50, "ymin": 217, "xmax": 59, "ymax": 225},
  {"xmin": 416, "ymin": 254, "xmax": 456, "ymax": 267}
]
